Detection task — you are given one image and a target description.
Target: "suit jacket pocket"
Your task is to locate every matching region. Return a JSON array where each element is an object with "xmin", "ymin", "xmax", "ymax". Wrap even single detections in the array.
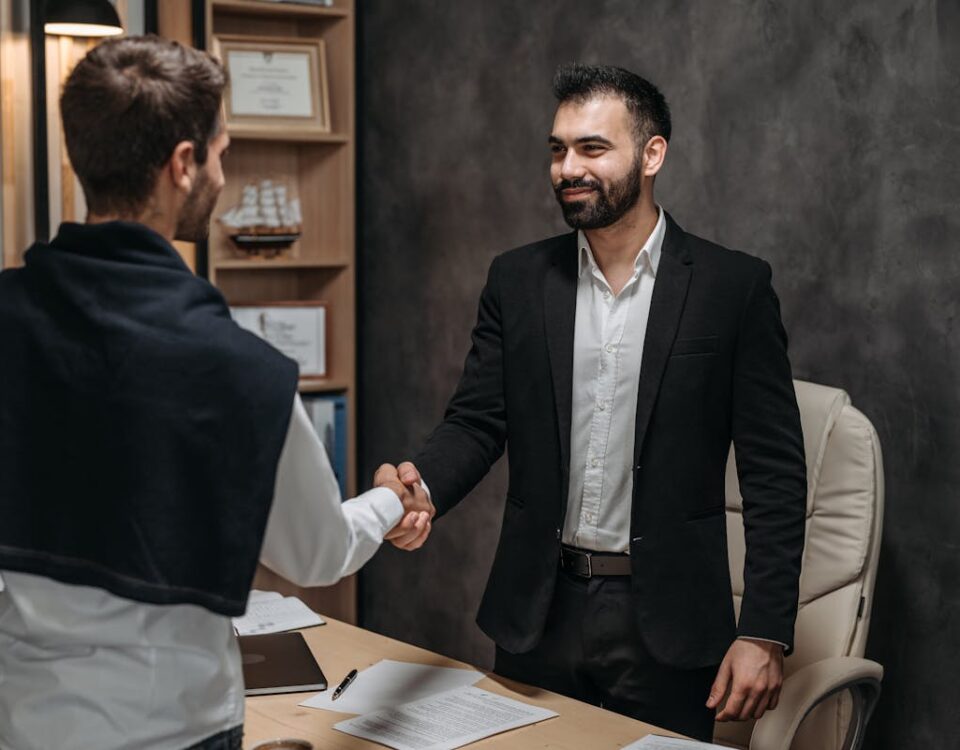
[
  {"xmin": 506, "ymin": 493, "xmax": 525, "ymax": 509},
  {"xmin": 670, "ymin": 336, "xmax": 719, "ymax": 357}
]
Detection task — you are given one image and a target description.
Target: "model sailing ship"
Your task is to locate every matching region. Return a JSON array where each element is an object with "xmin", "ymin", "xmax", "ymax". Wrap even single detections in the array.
[{"xmin": 218, "ymin": 179, "xmax": 303, "ymax": 257}]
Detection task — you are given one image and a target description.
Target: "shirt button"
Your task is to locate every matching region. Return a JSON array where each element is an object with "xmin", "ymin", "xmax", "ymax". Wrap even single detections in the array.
[
  {"xmin": 597, "ymin": 401, "xmax": 606, "ymax": 412},
  {"xmin": 591, "ymin": 457, "xmax": 600, "ymax": 467},
  {"xmin": 602, "ymin": 290, "xmax": 611, "ymax": 300},
  {"xmin": 605, "ymin": 343, "xmax": 615, "ymax": 353}
]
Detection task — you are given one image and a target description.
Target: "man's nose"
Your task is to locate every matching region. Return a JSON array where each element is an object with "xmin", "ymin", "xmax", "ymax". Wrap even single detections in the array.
[{"xmin": 560, "ymin": 151, "xmax": 587, "ymax": 181}]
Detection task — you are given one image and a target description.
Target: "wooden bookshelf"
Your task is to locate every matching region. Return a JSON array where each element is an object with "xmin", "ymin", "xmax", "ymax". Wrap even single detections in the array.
[{"xmin": 162, "ymin": 0, "xmax": 360, "ymax": 623}]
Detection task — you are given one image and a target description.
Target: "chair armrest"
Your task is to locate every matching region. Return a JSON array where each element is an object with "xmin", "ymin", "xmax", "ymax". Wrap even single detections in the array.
[{"xmin": 749, "ymin": 656, "xmax": 883, "ymax": 750}]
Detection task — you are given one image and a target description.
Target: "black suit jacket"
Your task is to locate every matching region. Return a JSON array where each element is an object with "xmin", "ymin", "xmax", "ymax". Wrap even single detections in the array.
[{"xmin": 415, "ymin": 213, "xmax": 806, "ymax": 669}]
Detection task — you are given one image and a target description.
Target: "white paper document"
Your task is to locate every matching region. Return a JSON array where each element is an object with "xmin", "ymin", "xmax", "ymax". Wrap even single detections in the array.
[
  {"xmin": 333, "ymin": 685, "xmax": 558, "ymax": 750},
  {"xmin": 300, "ymin": 660, "xmax": 483, "ymax": 714},
  {"xmin": 248, "ymin": 589, "xmax": 282, "ymax": 605},
  {"xmin": 624, "ymin": 735, "xmax": 731, "ymax": 750},
  {"xmin": 232, "ymin": 590, "xmax": 325, "ymax": 636}
]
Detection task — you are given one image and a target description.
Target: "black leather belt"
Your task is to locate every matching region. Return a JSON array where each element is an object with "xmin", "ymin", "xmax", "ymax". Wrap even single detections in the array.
[{"xmin": 560, "ymin": 545, "xmax": 631, "ymax": 578}]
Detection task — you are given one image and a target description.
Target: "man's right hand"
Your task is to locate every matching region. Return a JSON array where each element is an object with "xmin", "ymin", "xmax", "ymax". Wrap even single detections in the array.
[{"xmin": 375, "ymin": 462, "xmax": 434, "ymax": 550}]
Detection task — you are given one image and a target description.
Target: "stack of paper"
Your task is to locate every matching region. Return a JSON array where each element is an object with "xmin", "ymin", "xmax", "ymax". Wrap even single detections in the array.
[
  {"xmin": 301, "ymin": 661, "xmax": 555, "ymax": 750},
  {"xmin": 624, "ymin": 736, "xmax": 732, "ymax": 749},
  {"xmin": 232, "ymin": 590, "xmax": 325, "ymax": 636},
  {"xmin": 300, "ymin": 660, "xmax": 484, "ymax": 714},
  {"xmin": 333, "ymin": 685, "xmax": 558, "ymax": 750}
]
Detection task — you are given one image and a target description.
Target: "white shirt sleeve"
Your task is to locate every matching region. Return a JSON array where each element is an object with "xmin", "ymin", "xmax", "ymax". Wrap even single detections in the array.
[{"xmin": 259, "ymin": 394, "xmax": 404, "ymax": 587}]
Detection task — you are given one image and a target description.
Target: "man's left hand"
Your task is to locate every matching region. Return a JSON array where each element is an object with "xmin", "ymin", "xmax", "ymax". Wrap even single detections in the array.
[{"xmin": 706, "ymin": 639, "xmax": 784, "ymax": 721}]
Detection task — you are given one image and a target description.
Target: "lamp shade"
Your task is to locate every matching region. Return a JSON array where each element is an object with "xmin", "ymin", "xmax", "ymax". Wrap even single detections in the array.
[{"xmin": 45, "ymin": 0, "xmax": 123, "ymax": 37}]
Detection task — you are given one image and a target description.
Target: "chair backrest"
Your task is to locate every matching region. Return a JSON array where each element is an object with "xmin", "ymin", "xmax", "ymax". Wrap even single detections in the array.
[{"xmin": 714, "ymin": 380, "xmax": 885, "ymax": 750}]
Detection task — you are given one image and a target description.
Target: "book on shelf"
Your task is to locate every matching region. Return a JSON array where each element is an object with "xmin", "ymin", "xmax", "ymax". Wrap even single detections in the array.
[{"xmin": 302, "ymin": 393, "xmax": 348, "ymax": 500}]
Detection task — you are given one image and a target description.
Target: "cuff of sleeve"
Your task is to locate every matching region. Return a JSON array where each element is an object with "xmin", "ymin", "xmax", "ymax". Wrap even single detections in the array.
[
  {"xmin": 346, "ymin": 486, "xmax": 404, "ymax": 531},
  {"xmin": 738, "ymin": 635, "xmax": 788, "ymax": 650}
]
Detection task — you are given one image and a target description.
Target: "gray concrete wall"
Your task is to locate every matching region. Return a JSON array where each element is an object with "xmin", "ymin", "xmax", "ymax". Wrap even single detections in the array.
[{"xmin": 357, "ymin": 2, "xmax": 960, "ymax": 746}]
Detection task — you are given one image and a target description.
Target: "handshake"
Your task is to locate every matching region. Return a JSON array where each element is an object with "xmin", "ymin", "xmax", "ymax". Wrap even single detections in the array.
[{"xmin": 374, "ymin": 461, "xmax": 435, "ymax": 551}]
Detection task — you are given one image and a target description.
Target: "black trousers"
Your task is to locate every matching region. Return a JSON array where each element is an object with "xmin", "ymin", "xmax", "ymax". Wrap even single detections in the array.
[
  {"xmin": 494, "ymin": 569, "xmax": 718, "ymax": 742},
  {"xmin": 185, "ymin": 725, "xmax": 243, "ymax": 750}
]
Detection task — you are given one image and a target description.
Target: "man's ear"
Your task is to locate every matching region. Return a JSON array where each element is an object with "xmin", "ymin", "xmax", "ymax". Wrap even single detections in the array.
[
  {"xmin": 642, "ymin": 135, "xmax": 668, "ymax": 178},
  {"xmin": 167, "ymin": 140, "xmax": 197, "ymax": 194}
]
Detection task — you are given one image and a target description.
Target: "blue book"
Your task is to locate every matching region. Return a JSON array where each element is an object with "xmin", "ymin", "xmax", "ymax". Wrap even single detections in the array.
[{"xmin": 302, "ymin": 394, "xmax": 348, "ymax": 500}]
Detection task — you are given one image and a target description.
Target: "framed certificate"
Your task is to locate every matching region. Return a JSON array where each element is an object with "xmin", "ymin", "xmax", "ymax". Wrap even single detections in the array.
[
  {"xmin": 231, "ymin": 301, "xmax": 328, "ymax": 377},
  {"xmin": 214, "ymin": 35, "xmax": 331, "ymax": 132}
]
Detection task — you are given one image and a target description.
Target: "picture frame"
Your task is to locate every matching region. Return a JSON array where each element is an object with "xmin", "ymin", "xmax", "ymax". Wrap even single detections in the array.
[
  {"xmin": 230, "ymin": 301, "xmax": 328, "ymax": 378},
  {"xmin": 213, "ymin": 34, "xmax": 331, "ymax": 133}
]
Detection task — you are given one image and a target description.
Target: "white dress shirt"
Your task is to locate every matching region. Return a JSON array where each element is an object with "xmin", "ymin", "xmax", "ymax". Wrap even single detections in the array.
[
  {"xmin": 0, "ymin": 393, "xmax": 403, "ymax": 750},
  {"xmin": 558, "ymin": 211, "xmax": 786, "ymax": 650},
  {"xmin": 562, "ymin": 208, "xmax": 665, "ymax": 553}
]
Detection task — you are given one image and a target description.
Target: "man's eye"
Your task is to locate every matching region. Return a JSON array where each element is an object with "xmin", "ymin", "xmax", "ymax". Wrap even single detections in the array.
[{"xmin": 550, "ymin": 145, "xmax": 565, "ymax": 154}]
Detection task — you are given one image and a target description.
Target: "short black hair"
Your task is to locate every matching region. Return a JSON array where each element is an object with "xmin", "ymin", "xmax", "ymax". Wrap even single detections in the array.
[{"xmin": 553, "ymin": 63, "xmax": 671, "ymax": 146}]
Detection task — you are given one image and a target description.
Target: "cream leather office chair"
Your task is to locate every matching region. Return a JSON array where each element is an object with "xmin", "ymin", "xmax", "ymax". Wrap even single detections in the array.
[{"xmin": 714, "ymin": 380, "xmax": 884, "ymax": 750}]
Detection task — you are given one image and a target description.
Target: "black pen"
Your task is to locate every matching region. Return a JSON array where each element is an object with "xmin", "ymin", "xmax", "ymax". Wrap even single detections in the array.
[{"xmin": 331, "ymin": 668, "xmax": 358, "ymax": 701}]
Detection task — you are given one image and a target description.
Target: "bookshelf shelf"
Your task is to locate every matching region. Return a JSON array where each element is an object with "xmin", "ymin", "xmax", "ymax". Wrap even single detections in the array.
[
  {"xmin": 215, "ymin": 258, "xmax": 349, "ymax": 271},
  {"xmin": 299, "ymin": 377, "xmax": 350, "ymax": 393},
  {"xmin": 211, "ymin": 0, "xmax": 350, "ymax": 21},
  {"xmin": 227, "ymin": 126, "xmax": 350, "ymax": 144}
]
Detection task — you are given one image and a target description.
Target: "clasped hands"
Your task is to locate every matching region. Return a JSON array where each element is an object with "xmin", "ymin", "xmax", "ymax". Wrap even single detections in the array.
[{"xmin": 375, "ymin": 461, "xmax": 434, "ymax": 551}]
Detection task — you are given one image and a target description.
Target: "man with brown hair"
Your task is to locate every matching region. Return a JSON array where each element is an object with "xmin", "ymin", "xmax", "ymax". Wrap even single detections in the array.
[{"xmin": 0, "ymin": 35, "xmax": 429, "ymax": 750}]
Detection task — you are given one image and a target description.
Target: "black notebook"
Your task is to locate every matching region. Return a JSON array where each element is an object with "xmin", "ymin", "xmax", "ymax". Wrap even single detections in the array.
[{"xmin": 239, "ymin": 631, "xmax": 328, "ymax": 696}]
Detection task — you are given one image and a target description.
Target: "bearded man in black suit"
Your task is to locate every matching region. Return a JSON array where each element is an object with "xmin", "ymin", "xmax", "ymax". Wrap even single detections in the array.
[{"xmin": 377, "ymin": 63, "xmax": 807, "ymax": 741}]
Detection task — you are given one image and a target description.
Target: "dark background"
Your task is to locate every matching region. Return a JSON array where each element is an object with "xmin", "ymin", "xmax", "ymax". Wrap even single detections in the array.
[{"xmin": 356, "ymin": 2, "xmax": 960, "ymax": 747}]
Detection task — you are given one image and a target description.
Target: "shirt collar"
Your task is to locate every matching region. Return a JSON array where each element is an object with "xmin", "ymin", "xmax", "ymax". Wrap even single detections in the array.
[{"xmin": 577, "ymin": 205, "xmax": 666, "ymax": 279}]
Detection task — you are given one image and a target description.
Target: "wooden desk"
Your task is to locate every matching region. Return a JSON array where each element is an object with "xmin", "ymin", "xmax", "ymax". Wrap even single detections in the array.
[{"xmin": 244, "ymin": 618, "xmax": 684, "ymax": 749}]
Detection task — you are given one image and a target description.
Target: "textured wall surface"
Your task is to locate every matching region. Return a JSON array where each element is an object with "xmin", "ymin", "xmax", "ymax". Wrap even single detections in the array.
[{"xmin": 357, "ymin": 2, "xmax": 960, "ymax": 746}]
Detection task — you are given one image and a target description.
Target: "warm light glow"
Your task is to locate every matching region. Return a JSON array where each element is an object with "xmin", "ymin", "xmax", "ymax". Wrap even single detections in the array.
[{"xmin": 45, "ymin": 22, "xmax": 123, "ymax": 38}]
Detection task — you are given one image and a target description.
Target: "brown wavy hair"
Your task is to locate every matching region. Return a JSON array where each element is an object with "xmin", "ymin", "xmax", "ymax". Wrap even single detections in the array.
[{"xmin": 61, "ymin": 34, "xmax": 227, "ymax": 217}]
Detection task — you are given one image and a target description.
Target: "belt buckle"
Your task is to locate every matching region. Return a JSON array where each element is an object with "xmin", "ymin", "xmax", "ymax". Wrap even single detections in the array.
[{"xmin": 561, "ymin": 546, "xmax": 593, "ymax": 578}]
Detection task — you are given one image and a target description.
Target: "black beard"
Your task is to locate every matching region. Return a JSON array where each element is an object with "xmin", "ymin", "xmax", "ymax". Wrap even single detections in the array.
[
  {"xmin": 174, "ymin": 172, "xmax": 219, "ymax": 242},
  {"xmin": 554, "ymin": 163, "xmax": 642, "ymax": 230}
]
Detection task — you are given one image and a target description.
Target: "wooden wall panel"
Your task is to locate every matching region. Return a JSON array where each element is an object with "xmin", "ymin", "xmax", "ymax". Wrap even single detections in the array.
[{"xmin": 0, "ymin": 0, "xmax": 33, "ymax": 268}]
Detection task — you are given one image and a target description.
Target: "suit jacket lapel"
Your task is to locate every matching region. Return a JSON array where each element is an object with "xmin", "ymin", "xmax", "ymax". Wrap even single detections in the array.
[
  {"xmin": 543, "ymin": 232, "xmax": 578, "ymax": 509},
  {"xmin": 634, "ymin": 214, "xmax": 692, "ymax": 463}
]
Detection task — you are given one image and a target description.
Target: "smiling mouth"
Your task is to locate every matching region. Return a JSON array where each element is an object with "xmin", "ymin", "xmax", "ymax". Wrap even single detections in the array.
[{"xmin": 561, "ymin": 188, "xmax": 596, "ymax": 200}]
